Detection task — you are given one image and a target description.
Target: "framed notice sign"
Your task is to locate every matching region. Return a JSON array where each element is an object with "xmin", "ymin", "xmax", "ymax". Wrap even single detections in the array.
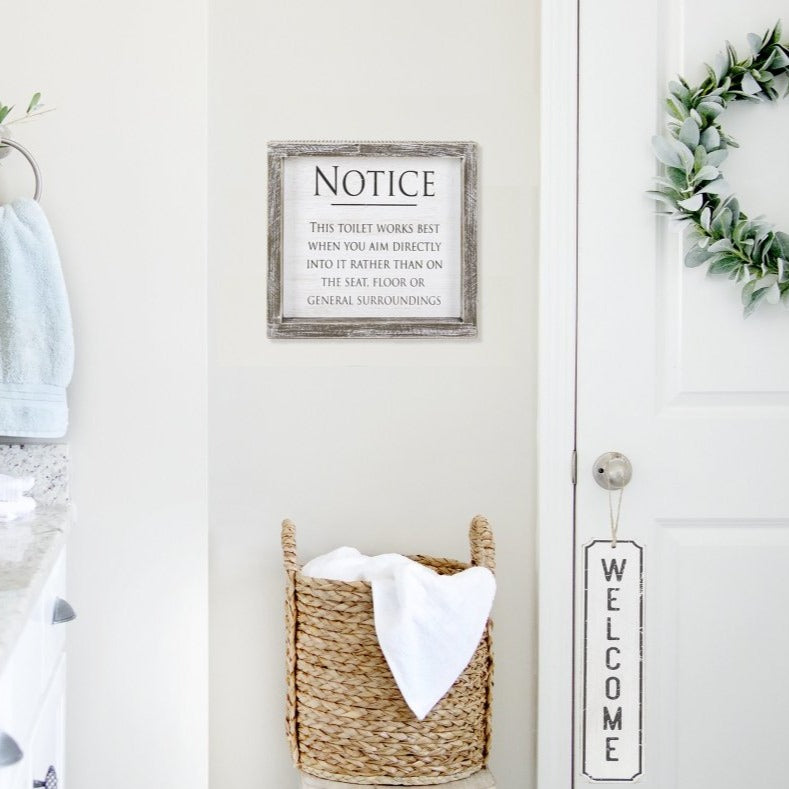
[{"xmin": 267, "ymin": 141, "xmax": 477, "ymax": 338}]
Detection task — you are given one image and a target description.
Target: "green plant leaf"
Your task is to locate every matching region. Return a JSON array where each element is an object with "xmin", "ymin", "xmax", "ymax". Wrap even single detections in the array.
[
  {"xmin": 744, "ymin": 284, "xmax": 770, "ymax": 316},
  {"xmin": 707, "ymin": 255, "xmax": 740, "ymax": 277},
  {"xmin": 666, "ymin": 97, "xmax": 687, "ymax": 120},
  {"xmin": 685, "ymin": 245, "xmax": 712, "ymax": 267},
  {"xmin": 679, "ymin": 194, "xmax": 703, "ymax": 211},
  {"xmin": 709, "ymin": 238, "xmax": 735, "ymax": 253},
  {"xmin": 666, "ymin": 166, "xmax": 688, "ymax": 189},
  {"xmin": 679, "ymin": 117, "xmax": 700, "ymax": 147},
  {"xmin": 700, "ymin": 126, "xmax": 721, "ymax": 150},
  {"xmin": 742, "ymin": 278, "xmax": 758, "ymax": 305},
  {"xmin": 652, "ymin": 135, "xmax": 682, "ymax": 168},
  {"xmin": 698, "ymin": 178, "xmax": 730, "ymax": 195},
  {"xmin": 698, "ymin": 101, "xmax": 725, "ymax": 120},
  {"xmin": 771, "ymin": 47, "xmax": 789, "ymax": 68},
  {"xmin": 773, "ymin": 231, "xmax": 789, "ymax": 258},
  {"xmin": 694, "ymin": 165, "xmax": 719, "ymax": 182},
  {"xmin": 26, "ymin": 92, "xmax": 41, "ymax": 114},
  {"xmin": 669, "ymin": 80, "xmax": 689, "ymax": 100},
  {"xmin": 712, "ymin": 207, "xmax": 733, "ymax": 235},
  {"xmin": 706, "ymin": 148, "xmax": 728, "ymax": 166},
  {"xmin": 668, "ymin": 136, "xmax": 695, "ymax": 173},
  {"xmin": 647, "ymin": 190, "xmax": 679, "ymax": 208},
  {"xmin": 713, "ymin": 52, "xmax": 729, "ymax": 82},
  {"xmin": 741, "ymin": 71, "xmax": 762, "ymax": 95}
]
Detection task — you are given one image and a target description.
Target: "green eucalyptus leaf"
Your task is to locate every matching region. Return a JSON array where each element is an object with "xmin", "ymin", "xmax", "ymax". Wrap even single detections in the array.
[
  {"xmin": 666, "ymin": 166, "xmax": 688, "ymax": 189},
  {"xmin": 694, "ymin": 165, "xmax": 719, "ymax": 182},
  {"xmin": 773, "ymin": 231, "xmax": 789, "ymax": 258},
  {"xmin": 669, "ymin": 80, "xmax": 689, "ymax": 100},
  {"xmin": 713, "ymin": 52, "xmax": 729, "ymax": 82},
  {"xmin": 753, "ymin": 273, "xmax": 778, "ymax": 291},
  {"xmin": 666, "ymin": 97, "xmax": 685, "ymax": 120},
  {"xmin": 647, "ymin": 190, "xmax": 679, "ymax": 208},
  {"xmin": 26, "ymin": 92, "xmax": 41, "ymax": 114},
  {"xmin": 693, "ymin": 145, "xmax": 707, "ymax": 170},
  {"xmin": 712, "ymin": 207, "xmax": 733, "ymax": 236},
  {"xmin": 698, "ymin": 178, "xmax": 731, "ymax": 195},
  {"xmin": 708, "ymin": 238, "xmax": 735, "ymax": 253},
  {"xmin": 679, "ymin": 117, "xmax": 700, "ymax": 147},
  {"xmin": 707, "ymin": 255, "xmax": 740, "ymax": 277},
  {"xmin": 742, "ymin": 278, "xmax": 758, "ymax": 305},
  {"xmin": 685, "ymin": 245, "xmax": 712, "ymax": 267},
  {"xmin": 678, "ymin": 194, "xmax": 703, "ymax": 211},
  {"xmin": 700, "ymin": 126, "xmax": 721, "ymax": 150},
  {"xmin": 668, "ymin": 136, "xmax": 695, "ymax": 173},
  {"xmin": 744, "ymin": 285, "xmax": 770, "ymax": 316},
  {"xmin": 748, "ymin": 32, "xmax": 764, "ymax": 55},
  {"xmin": 698, "ymin": 101, "xmax": 725, "ymax": 120},
  {"xmin": 741, "ymin": 71, "xmax": 762, "ymax": 95},
  {"xmin": 771, "ymin": 47, "xmax": 789, "ymax": 68},
  {"xmin": 652, "ymin": 135, "xmax": 682, "ymax": 168},
  {"xmin": 706, "ymin": 148, "xmax": 728, "ymax": 166}
]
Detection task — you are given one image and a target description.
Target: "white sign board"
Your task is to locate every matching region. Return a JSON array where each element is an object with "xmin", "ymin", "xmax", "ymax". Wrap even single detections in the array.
[
  {"xmin": 268, "ymin": 142, "xmax": 477, "ymax": 338},
  {"xmin": 582, "ymin": 540, "xmax": 643, "ymax": 782}
]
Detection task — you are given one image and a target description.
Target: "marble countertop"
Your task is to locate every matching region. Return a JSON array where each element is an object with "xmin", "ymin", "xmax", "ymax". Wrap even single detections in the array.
[{"xmin": 0, "ymin": 504, "xmax": 73, "ymax": 676}]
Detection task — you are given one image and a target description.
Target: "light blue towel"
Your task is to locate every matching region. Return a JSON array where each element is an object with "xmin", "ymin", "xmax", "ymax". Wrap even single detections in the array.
[{"xmin": 0, "ymin": 198, "xmax": 73, "ymax": 438}]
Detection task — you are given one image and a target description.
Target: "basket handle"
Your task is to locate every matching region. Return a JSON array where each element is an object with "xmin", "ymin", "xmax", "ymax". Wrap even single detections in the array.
[
  {"xmin": 282, "ymin": 519, "xmax": 299, "ymax": 574},
  {"xmin": 281, "ymin": 519, "xmax": 300, "ymax": 763},
  {"xmin": 469, "ymin": 515, "xmax": 495, "ymax": 573}
]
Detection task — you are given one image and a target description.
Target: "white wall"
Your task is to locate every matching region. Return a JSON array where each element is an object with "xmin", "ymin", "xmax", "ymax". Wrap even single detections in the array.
[
  {"xmin": 0, "ymin": 4, "xmax": 209, "ymax": 789},
  {"xmin": 208, "ymin": 2, "xmax": 539, "ymax": 787}
]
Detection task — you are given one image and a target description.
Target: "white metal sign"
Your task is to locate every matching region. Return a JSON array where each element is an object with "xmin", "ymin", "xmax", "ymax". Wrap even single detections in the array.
[
  {"xmin": 282, "ymin": 154, "xmax": 462, "ymax": 320},
  {"xmin": 583, "ymin": 540, "xmax": 643, "ymax": 782}
]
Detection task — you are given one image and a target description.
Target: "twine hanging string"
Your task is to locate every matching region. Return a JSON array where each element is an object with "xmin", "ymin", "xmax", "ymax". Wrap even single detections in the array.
[{"xmin": 609, "ymin": 487, "xmax": 624, "ymax": 549}]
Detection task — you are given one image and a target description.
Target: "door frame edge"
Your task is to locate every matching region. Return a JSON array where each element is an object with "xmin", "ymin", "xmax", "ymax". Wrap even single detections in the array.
[{"xmin": 537, "ymin": 0, "xmax": 578, "ymax": 786}]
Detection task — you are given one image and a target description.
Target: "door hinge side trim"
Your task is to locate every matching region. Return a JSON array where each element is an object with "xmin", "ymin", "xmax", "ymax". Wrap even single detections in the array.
[{"xmin": 571, "ymin": 449, "xmax": 577, "ymax": 485}]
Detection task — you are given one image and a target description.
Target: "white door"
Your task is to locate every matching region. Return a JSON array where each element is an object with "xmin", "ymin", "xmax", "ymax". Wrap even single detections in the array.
[{"xmin": 573, "ymin": 1, "xmax": 789, "ymax": 788}]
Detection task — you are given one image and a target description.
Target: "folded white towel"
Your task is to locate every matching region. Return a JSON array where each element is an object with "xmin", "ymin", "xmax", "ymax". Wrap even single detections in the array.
[
  {"xmin": 302, "ymin": 547, "xmax": 496, "ymax": 720},
  {"xmin": 0, "ymin": 495, "xmax": 36, "ymax": 521},
  {"xmin": 0, "ymin": 472, "xmax": 34, "ymax": 501}
]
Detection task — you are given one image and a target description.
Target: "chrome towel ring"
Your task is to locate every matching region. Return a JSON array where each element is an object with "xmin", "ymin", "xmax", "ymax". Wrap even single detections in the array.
[{"xmin": 0, "ymin": 137, "xmax": 42, "ymax": 201}]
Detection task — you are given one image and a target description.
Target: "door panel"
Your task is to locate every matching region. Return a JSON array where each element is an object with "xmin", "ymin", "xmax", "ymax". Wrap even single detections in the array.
[{"xmin": 576, "ymin": 1, "xmax": 789, "ymax": 786}]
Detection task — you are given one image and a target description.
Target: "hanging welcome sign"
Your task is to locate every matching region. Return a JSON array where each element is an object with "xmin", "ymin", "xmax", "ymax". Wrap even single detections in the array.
[{"xmin": 582, "ymin": 540, "xmax": 643, "ymax": 782}]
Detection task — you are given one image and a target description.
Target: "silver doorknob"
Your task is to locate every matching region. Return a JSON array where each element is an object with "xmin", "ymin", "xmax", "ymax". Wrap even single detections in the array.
[
  {"xmin": 0, "ymin": 731, "xmax": 23, "ymax": 767},
  {"xmin": 52, "ymin": 598, "xmax": 76, "ymax": 625},
  {"xmin": 593, "ymin": 452, "xmax": 632, "ymax": 490}
]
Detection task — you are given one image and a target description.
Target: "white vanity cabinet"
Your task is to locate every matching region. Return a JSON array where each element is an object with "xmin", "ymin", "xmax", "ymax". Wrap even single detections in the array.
[
  {"xmin": 0, "ymin": 544, "xmax": 72, "ymax": 789},
  {"xmin": 0, "ymin": 445, "xmax": 73, "ymax": 789}
]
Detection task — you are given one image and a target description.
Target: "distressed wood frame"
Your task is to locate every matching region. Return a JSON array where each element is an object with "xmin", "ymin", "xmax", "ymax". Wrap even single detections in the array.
[{"xmin": 267, "ymin": 141, "xmax": 478, "ymax": 338}]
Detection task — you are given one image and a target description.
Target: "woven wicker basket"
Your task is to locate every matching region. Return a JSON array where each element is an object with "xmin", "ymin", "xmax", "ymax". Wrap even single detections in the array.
[{"xmin": 282, "ymin": 516, "xmax": 495, "ymax": 786}]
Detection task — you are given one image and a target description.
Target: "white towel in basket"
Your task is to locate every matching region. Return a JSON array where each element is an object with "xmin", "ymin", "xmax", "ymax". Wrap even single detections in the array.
[{"xmin": 302, "ymin": 547, "xmax": 496, "ymax": 720}]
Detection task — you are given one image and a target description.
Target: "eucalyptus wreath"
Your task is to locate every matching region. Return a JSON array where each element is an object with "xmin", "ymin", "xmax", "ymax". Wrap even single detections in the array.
[{"xmin": 650, "ymin": 22, "xmax": 789, "ymax": 316}]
